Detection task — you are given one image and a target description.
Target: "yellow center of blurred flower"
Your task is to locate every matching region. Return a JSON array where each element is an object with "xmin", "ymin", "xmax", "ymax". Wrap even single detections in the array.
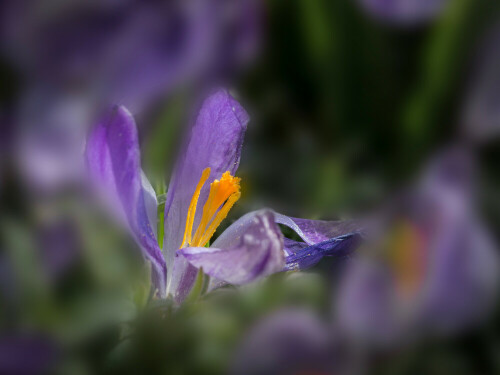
[
  {"xmin": 181, "ymin": 167, "xmax": 241, "ymax": 248},
  {"xmin": 388, "ymin": 221, "xmax": 426, "ymax": 298}
]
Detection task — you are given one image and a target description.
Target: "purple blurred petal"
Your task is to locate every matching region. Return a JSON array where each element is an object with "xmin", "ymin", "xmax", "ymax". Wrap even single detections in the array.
[
  {"xmin": 178, "ymin": 211, "xmax": 284, "ymax": 285},
  {"xmin": 420, "ymin": 217, "xmax": 499, "ymax": 334},
  {"xmin": 337, "ymin": 259, "xmax": 400, "ymax": 346},
  {"xmin": 231, "ymin": 309, "xmax": 334, "ymax": 375},
  {"xmin": 275, "ymin": 212, "xmax": 362, "ymax": 245},
  {"xmin": 462, "ymin": 22, "xmax": 500, "ymax": 142},
  {"xmin": 2, "ymin": 1, "xmax": 262, "ymax": 113},
  {"xmin": 86, "ymin": 106, "xmax": 167, "ymax": 296},
  {"xmin": 16, "ymin": 87, "xmax": 91, "ymax": 192},
  {"xmin": 0, "ymin": 335, "xmax": 57, "ymax": 375},
  {"xmin": 358, "ymin": 0, "xmax": 450, "ymax": 24},
  {"xmin": 38, "ymin": 220, "xmax": 80, "ymax": 280},
  {"xmin": 164, "ymin": 89, "xmax": 249, "ymax": 301}
]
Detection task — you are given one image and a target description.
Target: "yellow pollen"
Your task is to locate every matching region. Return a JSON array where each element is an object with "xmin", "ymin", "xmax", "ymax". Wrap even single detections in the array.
[{"xmin": 181, "ymin": 168, "xmax": 241, "ymax": 248}]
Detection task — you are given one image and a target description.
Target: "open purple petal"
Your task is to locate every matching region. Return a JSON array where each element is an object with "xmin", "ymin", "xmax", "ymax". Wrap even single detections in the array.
[
  {"xmin": 163, "ymin": 89, "xmax": 249, "ymax": 301},
  {"xmin": 178, "ymin": 211, "xmax": 284, "ymax": 285},
  {"xmin": 274, "ymin": 212, "xmax": 362, "ymax": 246},
  {"xmin": 86, "ymin": 106, "xmax": 166, "ymax": 296}
]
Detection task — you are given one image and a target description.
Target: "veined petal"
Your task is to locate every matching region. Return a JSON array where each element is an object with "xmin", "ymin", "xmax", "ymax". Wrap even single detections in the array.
[
  {"xmin": 178, "ymin": 211, "xmax": 284, "ymax": 285},
  {"xmin": 141, "ymin": 170, "xmax": 158, "ymax": 239},
  {"xmin": 274, "ymin": 213, "xmax": 362, "ymax": 246},
  {"xmin": 282, "ymin": 238, "xmax": 308, "ymax": 256},
  {"xmin": 86, "ymin": 106, "xmax": 167, "ymax": 296},
  {"xmin": 164, "ymin": 89, "xmax": 249, "ymax": 301},
  {"xmin": 284, "ymin": 233, "xmax": 362, "ymax": 271}
]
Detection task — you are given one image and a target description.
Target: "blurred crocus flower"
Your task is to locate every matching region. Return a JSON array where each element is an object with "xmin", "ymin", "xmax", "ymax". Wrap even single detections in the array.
[
  {"xmin": 358, "ymin": 0, "xmax": 450, "ymax": 24},
  {"xmin": 336, "ymin": 147, "xmax": 499, "ymax": 346},
  {"xmin": 231, "ymin": 309, "xmax": 338, "ymax": 375},
  {"xmin": 86, "ymin": 90, "xmax": 284, "ymax": 302},
  {"xmin": 2, "ymin": 0, "xmax": 261, "ymax": 112},
  {"xmin": 4, "ymin": 0, "xmax": 261, "ymax": 190}
]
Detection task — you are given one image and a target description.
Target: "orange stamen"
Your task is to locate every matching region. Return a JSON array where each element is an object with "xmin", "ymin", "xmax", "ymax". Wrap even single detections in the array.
[{"xmin": 181, "ymin": 169, "xmax": 241, "ymax": 248}]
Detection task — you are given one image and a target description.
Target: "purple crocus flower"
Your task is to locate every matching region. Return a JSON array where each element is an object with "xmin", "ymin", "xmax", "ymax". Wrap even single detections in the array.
[
  {"xmin": 86, "ymin": 89, "xmax": 284, "ymax": 302},
  {"xmin": 358, "ymin": 0, "xmax": 450, "ymax": 24},
  {"xmin": 336, "ymin": 147, "xmax": 499, "ymax": 346}
]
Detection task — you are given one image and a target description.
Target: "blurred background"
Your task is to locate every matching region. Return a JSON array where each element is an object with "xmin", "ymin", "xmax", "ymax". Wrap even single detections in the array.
[{"xmin": 1, "ymin": 0, "xmax": 500, "ymax": 374}]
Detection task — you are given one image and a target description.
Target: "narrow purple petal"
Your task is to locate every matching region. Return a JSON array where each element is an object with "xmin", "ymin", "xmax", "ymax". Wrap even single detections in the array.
[
  {"xmin": 282, "ymin": 238, "xmax": 309, "ymax": 256},
  {"xmin": 284, "ymin": 233, "xmax": 362, "ymax": 271},
  {"xmin": 86, "ymin": 106, "xmax": 166, "ymax": 296},
  {"xmin": 178, "ymin": 211, "xmax": 284, "ymax": 285},
  {"xmin": 274, "ymin": 212, "xmax": 362, "ymax": 245},
  {"xmin": 163, "ymin": 89, "xmax": 249, "ymax": 301}
]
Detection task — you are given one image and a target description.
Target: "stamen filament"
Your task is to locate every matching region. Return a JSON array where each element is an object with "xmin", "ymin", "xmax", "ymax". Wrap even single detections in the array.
[
  {"xmin": 181, "ymin": 167, "xmax": 211, "ymax": 248},
  {"xmin": 198, "ymin": 191, "xmax": 241, "ymax": 247},
  {"xmin": 181, "ymin": 169, "xmax": 241, "ymax": 249}
]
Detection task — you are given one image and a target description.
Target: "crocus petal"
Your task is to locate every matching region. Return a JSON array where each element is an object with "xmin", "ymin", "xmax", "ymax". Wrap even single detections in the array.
[
  {"xmin": 274, "ymin": 212, "xmax": 362, "ymax": 245},
  {"xmin": 86, "ymin": 106, "xmax": 167, "ymax": 296},
  {"xmin": 178, "ymin": 211, "xmax": 284, "ymax": 285},
  {"xmin": 163, "ymin": 89, "xmax": 249, "ymax": 301},
  {"xmin": 282, "ymin": 238, "xmax": 308, "ymax": 256},
  {"xmin": 420, "ymin": 219, "xmax": 499, "ymax": 334},
  {"xmin": 284, "ymin": 233, "xmax": 362, "ymax": 271},
  {"xmin": 141, "ymin": 171, "xmax": 158, "ymax": 239}
]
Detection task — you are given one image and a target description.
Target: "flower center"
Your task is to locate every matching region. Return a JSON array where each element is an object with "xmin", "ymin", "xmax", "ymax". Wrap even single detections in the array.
[
  {"xmin": 181, "ymin": 167, "xmax": 241, "ymax": 248},
  {"xmin": 387, "ymin": 221, "xmax": 427, "ymax": 298}
]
